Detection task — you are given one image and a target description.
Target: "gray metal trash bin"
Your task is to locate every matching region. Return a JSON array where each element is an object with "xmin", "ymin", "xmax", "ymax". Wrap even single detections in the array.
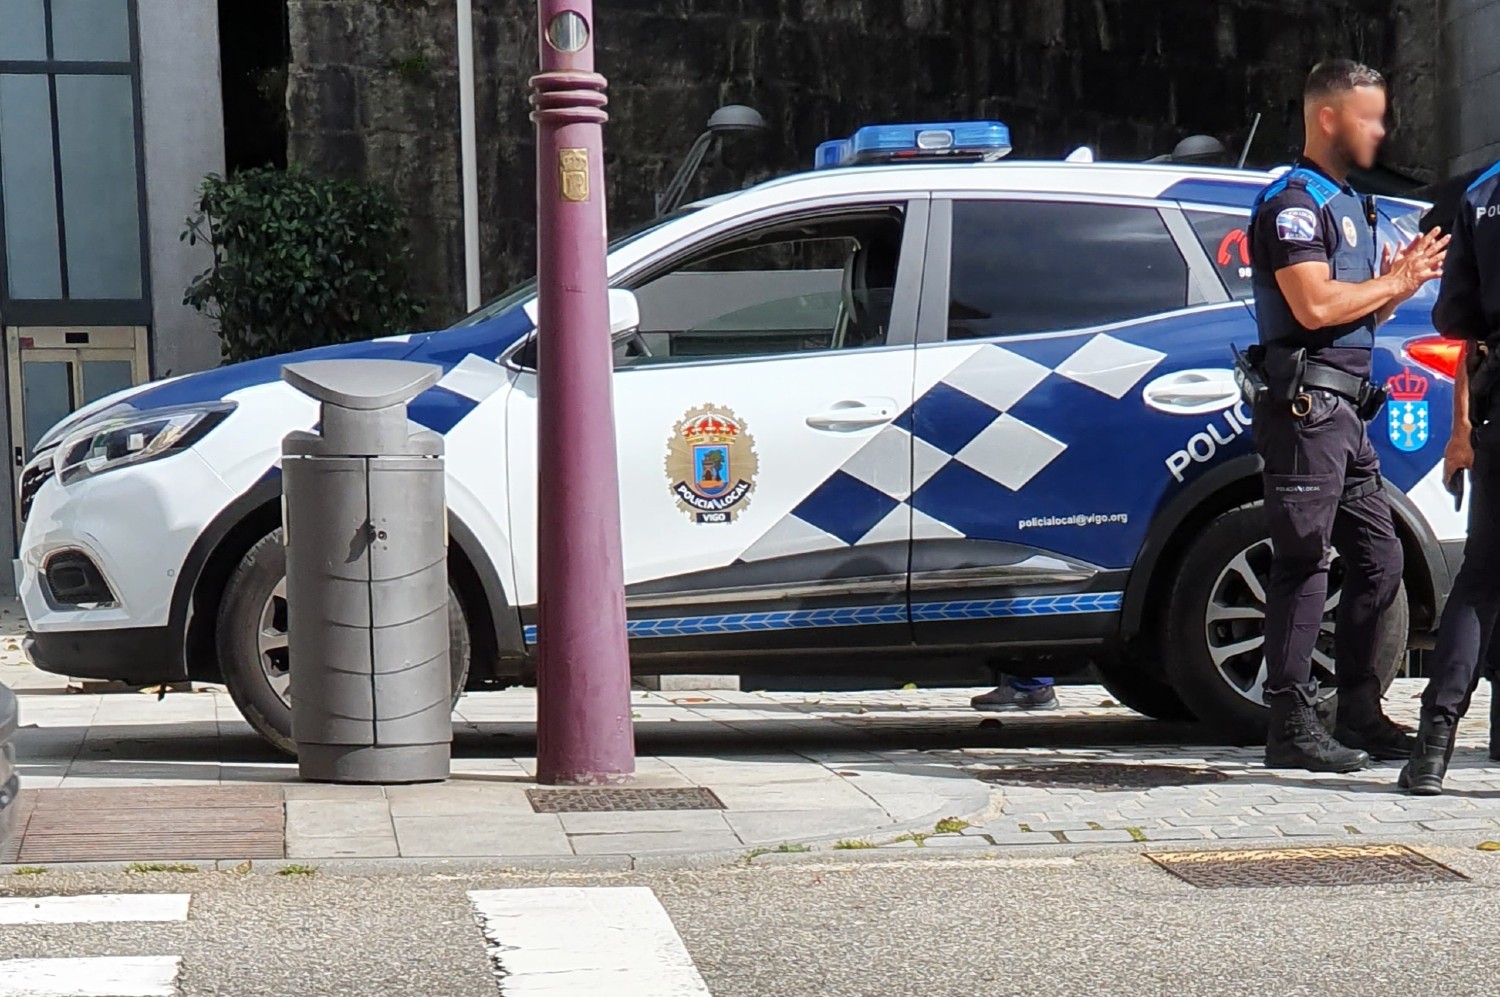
[{"xmin": 281, "ymin": 359, "xmax": 452, "ymax": 784}]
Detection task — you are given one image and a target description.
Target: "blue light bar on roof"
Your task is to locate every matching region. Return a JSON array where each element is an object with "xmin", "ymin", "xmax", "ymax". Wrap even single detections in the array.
[{"xmin": 814, "ymin": 121, "xmax": 1013, "ymax": 170}]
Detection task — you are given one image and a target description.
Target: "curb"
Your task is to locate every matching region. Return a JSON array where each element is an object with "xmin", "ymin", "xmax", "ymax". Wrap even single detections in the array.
[
  {"xmin": 4, "ymin": 828, "xmax": 1497, "ymax": 878},
  {"xmin": 0, "ymin": 780, "xmax": 998, "ymax": 876}
]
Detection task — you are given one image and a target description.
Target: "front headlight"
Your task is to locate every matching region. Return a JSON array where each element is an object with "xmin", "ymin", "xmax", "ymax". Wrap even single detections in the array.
[{"xmin": 53, "ymin": 403, "xmax": 235, "ymax": 485}]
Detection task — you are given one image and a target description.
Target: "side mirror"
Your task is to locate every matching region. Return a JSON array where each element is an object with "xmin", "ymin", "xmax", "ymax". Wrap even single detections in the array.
[
  {"xmin": 608, "ymin": 288, "xmax": 641, "ymax": 341},
  {"xmin": 523, "ymin": 288, "xmax": 641, "ymax": 342}
]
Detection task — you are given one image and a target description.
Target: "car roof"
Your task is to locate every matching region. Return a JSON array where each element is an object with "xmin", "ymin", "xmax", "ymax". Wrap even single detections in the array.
[
  {"xmin": 741, "ymin": 160, "xmax": 1281, "ymax": 209},
  {"xmin": 683, "ymin": 160, "xmax": 1434, "ymax": 218}
]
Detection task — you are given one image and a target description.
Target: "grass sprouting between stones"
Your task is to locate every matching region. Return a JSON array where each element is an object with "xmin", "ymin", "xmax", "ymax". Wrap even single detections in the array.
[
  {"xmin": 278, "ymin": 865, "xmax": 317, "ymax": 877},
  {"xmin": 746, "ymin": 843, "xmax": 813, "ymax": 863},
  {"xmin": 934, "ymin": 817, "xmax": 971, "ymax": 835},
  {"xmin": 125, "ymin": 862, "xmax": 198, "ymax": 874},
  {"xmin": 12, "ymin": 866, "xmax": 45, "ymax": 876},
  {"xmin": 834, "ymin": 839, "xmax": 875, "ymax": 850}
]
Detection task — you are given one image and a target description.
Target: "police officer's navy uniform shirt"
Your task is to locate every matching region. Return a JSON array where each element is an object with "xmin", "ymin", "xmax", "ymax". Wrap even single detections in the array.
[
  {"xmin": 1433, "ymin": 162, "xmax": 1500, "ymax": 344},
  {"xmin": 1250, "ymin": 157, "xmax": 1379, "ymax": 379}
]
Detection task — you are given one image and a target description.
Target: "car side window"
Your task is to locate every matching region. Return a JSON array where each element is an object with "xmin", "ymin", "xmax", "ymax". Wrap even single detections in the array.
[
  {"xmin": 947, "ymin": 200, "xmax": 1190, "ymax": 340},
  {"xmin": 616, "ymin": 208, "xmax": 905, "ymax": 367},
  {"xmin": 1185, "ymin": 209, "xmax": 1255, "ymax": 301}
]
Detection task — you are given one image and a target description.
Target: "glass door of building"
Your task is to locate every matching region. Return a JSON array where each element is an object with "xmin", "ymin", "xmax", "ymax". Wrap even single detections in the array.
[{"xmin": 6, "ymin": 325, "xmax": 148, "ymax": 539}]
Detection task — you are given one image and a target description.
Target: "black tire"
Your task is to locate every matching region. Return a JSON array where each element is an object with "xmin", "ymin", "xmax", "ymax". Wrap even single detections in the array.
[
  {"xmin": 216, "ymin": 528, "xmax": 472, "ymax": 756},
  {"xmin": 1159, "ymin": 502, "xmax": 1407, "ymax": 743},
  {"xmin": 1094, "ymin": 652, "xmax": 1197, "ymax": 722}
]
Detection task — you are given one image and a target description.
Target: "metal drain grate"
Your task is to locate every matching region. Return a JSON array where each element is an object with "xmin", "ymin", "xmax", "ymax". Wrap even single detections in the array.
[
  {"xmin": 526, "ymin": 787, "xmax": 725, "ymax": 813},
  {"xmin": 972, "ymin": 762, "xmax": 1229, "ymax": 791},
  {"xmin": 1148, "ymin": 845, "xmax": 1468, "ymax": 889}
]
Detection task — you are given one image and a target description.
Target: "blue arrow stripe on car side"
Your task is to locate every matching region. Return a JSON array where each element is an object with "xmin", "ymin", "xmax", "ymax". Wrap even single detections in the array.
[{"xmin": 519, "ymin": 592, "xmax": 1122, "ymax": 644}]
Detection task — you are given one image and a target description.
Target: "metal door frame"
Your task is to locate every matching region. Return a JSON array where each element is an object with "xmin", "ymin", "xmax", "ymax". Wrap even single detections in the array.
[{"xmin": 6, "ymin": 325, "xmax": 148, "ymax": 464}]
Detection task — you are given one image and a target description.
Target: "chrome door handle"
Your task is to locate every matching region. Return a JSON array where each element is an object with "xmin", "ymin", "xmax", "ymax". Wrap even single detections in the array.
[
  {"xmin": 1141, "ymin": 369, "xmax": 1240, "ymax": 415},
  {"xmin": 805, "ymin": 399, "xmax": 897, "ymax": 431}
]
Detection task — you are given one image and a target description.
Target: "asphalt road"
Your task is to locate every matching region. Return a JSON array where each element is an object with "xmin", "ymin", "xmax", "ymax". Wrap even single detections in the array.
[{"xmin": 6, "ymin": 845, "xmax": 1500, "ymax": 996}]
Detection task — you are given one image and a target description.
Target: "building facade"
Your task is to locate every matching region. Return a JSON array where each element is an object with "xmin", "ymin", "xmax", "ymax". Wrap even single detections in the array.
[{"xmin": 0, "ymin": 0, "xmax": 224, "ymax": 565}]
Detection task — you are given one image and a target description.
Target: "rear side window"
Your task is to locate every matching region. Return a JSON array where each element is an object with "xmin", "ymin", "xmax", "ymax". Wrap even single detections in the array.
[
  {"xmin": 947, "ymin": 200, "xmax": 1189, "ymax": 340},
  {"xmin": 1186, "ymin": 210, "xmax": 1254, "ymax": 301}
]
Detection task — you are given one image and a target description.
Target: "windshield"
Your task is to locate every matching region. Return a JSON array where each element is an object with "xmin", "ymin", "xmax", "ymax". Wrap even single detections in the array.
[{"xmin": 446, "ymin": 206, "xmax": 702, "ymax": 329}]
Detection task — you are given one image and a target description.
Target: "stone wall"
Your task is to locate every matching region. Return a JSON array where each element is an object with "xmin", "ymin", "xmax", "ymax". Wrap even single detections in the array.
[
  {"xmin": 1438, "ymin": 0, "xmax": 1500, "ymax": 177},
  {"xmin": 288, "ymin": 0, "xmax": 1436, "ymax": 326}
]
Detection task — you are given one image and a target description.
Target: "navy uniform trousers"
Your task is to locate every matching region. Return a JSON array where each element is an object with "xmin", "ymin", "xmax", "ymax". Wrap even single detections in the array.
[
  {"xmin": 1422, "ymin": 424, "xmax": 1500, "ymax": 720},
  {"xmin": 1254, "ymin": 389, "xmax": 1405, "ymax": 703}
]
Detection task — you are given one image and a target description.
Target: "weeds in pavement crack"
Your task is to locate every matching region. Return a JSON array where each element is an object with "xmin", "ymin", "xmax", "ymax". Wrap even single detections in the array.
[
  {"xmin": 934, "ymin": 817, "xmax": 971, "ymax": 835},
  {"xmin": 126, "ymin": 862, "xmax": 198, "ymax": 874}
]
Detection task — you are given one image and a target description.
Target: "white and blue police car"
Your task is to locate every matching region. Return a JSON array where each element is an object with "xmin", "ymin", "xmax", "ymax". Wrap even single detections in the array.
[{"xmin": 16, "ymin": 121, "xmax": 1466, "ymax": 752}]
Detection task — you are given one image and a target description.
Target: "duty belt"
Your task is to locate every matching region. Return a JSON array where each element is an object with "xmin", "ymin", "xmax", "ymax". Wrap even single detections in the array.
[
  {"xmin": 1294, "ymin": 363, "xmax": 1386, "ymax": 421},
  {"xmin": 1298, "ymin": 364, "xmax": 1371, "ymax": 405}
]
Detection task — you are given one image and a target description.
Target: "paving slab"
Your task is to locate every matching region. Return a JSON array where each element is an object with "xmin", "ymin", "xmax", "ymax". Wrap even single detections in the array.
[{"xmin": 392, "ymin": 814, "xmax": 572, "ymax": 857}]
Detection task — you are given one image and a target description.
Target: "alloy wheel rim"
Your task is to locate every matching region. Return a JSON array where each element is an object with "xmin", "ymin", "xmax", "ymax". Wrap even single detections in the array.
[
  {"xmin": 257, "ymin": 578, "xmax": 290, "ymax": 706},
  {"xmin": 1204, "ymin": 538, "xmax": 1339, "ymax": 706}
]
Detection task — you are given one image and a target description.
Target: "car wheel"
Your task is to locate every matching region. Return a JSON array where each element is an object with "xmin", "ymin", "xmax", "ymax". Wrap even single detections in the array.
[
  {"xmin": 216, "ymin": 528, "xmax": 472, "ymax": 756},
  {"xmin": 1093, "ymin": 652, "xmax": 1197, "ymax": 721},
  {"xmin": 1159, "ymin": 502, "xmax": 1407, "ymax": 742}
]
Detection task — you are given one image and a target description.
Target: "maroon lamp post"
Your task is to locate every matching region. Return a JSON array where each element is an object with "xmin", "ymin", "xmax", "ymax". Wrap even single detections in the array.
[{"xmin": 529, "ymin": 1, "xmax": 636, "ymax": 784}]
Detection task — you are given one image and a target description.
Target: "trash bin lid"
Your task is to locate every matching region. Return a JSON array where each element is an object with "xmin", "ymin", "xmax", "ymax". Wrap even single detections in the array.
[{"xmin": 282, "ymin": 359, "xmax": 442, "ymax": 410}]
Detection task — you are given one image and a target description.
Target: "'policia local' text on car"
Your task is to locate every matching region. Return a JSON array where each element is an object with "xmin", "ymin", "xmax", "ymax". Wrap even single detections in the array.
[{"xmin": 17, "ymin": 121, "xmax": 1466, "ymax": 751}]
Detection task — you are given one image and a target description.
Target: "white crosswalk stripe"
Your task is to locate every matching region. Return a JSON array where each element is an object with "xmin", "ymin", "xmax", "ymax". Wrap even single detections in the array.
[
  {"xmin": 0, "ymin": 956, "xmax": 181, "ymax": 996},
  {"xmin": 0, "ymin": 894, "xmax": 188, "ymax": 996},
  {"xmin": 468, "ymin": 886, "xmax": 711, "ymax": 995},
  {"xmin": 0, "ymin": 893, "xmax": 191, "ymax": 925}
]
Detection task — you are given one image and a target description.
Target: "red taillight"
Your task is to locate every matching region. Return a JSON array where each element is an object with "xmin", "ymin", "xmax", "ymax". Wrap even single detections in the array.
[{"xmin": 1405, "ymin": 336, "xmax": 1464, "ymax": 380}]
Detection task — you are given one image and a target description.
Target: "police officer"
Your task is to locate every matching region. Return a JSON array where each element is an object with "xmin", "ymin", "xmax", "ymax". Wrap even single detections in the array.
[
  {"xmin": 1248, "ymin": 60, "xmax": 1448, "ymax": 772},
  {"xmin": 1402, "ymin": 159, "xmax": 1500, "ymax": 794}
]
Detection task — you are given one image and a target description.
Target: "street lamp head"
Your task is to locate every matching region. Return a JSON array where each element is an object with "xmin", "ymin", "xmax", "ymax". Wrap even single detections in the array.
[
  {"xmin": 706, "ymin": 104, "xmax": 768, "ymax": 135},
  {"xmin": 1169, "ymin": 134, "xmax": 1230, "ymax": 165},
  {"xmin": 656, "ymin": 104, "xmax": 769, "ymax": 217}
]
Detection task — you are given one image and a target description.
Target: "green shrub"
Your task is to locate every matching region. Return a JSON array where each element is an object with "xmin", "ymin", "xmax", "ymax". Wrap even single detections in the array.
[{"xmin": 183, "ymin": 167, "xmax": 423, "ymax": 363}]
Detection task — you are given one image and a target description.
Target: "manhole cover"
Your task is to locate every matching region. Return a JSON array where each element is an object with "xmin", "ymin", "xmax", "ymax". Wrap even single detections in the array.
[
  {"xmin": 526, "ymin": 787, "xmax": 725, "ymax": 813},
  {"xmin": 1148, "ymin": 845, "xmax": 1468, "ymax": 889},
  {"xmin": 972, "ymin": 763, "xmax": 1229, "ymax": 791}
]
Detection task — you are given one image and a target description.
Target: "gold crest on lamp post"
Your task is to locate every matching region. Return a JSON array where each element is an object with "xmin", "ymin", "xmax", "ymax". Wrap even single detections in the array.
[{"xmin": 665, "ymin": 404, "xmax": 759, "ymax": 524}]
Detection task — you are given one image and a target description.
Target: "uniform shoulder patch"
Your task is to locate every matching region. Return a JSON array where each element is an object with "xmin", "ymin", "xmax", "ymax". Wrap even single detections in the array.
[{"xmin": 1275, "ymin": 206, "xmax": 1318, "ymax": 243}]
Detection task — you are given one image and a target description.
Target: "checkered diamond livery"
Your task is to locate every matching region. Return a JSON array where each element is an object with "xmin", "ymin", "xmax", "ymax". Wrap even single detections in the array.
[{"xmin": 739, "ymin": 336, "xmax": 1165, "ymax": 558}]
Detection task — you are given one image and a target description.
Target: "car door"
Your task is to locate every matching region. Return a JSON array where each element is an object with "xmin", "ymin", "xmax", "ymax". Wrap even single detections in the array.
[
  {"xmin": 904, "ymin": 195, "xmax": 1239, "ymax": 647},
  {"xmin": 504, "ymin": 199, "xmax": 929, "ymax": 651}
]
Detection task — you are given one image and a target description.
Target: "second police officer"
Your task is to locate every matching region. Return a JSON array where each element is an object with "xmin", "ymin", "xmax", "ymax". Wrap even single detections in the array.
[
  {"xmin": 1401, "ymin": 155, "xmax": 1500, "ymax": 794},
  {"xmin": 1246, "ymin": 60, "xmax": 1448, "ymax": 772}
]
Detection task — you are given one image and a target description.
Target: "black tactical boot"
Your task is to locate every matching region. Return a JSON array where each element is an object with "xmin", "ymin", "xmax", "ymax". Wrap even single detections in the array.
[
  {"xmin": 1398, "ymin": 710, "xmax": 1458, "ymax": 796},
  {"xmin": 1266, "ymin": 692, "xmax": 1371, "ymax": 773},
  {"xmin": 1333, "ymin": 681, "xmax": 1416, "ymax": 761}
]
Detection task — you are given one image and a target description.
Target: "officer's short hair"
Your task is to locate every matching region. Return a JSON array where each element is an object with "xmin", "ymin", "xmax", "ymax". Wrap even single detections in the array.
[{"xmin": 1304, "ymin": 60, "xmax": 1385, "ymax": 102}]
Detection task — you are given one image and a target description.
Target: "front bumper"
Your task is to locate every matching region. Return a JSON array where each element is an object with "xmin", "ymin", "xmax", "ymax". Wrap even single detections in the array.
[
  {"xmin": 19, "ymin": 450, "xmax": 233, "ymax": 639},
  {"xmin": 25, "ymin": 627, "xmax": 180, "ymax": 684}
]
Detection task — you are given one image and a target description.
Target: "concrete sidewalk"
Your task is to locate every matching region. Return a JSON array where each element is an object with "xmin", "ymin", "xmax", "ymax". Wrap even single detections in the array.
[{"xmin": 1, "ymin": 628, "xmax": 996, "ymax": 865}]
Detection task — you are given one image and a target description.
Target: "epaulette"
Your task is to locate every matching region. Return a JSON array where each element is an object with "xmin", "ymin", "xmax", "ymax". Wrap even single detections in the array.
[
  {"xmin": 1467, "ymin": 160, "xmax": 1500, "ymax": 194},
  {"xmin": 1252, "ymin": 167, "xmax": 1340, "ymax": 212}
]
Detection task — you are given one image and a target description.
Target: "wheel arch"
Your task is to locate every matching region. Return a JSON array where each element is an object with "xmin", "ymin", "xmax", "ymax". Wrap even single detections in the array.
[
  {"xmin": 170, "ymin": 473, "xmax": 526, "ymax": 684},
  {"xmin": 1122, "ymin": 454, "xmax": 1446, "ymax": 652}
]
